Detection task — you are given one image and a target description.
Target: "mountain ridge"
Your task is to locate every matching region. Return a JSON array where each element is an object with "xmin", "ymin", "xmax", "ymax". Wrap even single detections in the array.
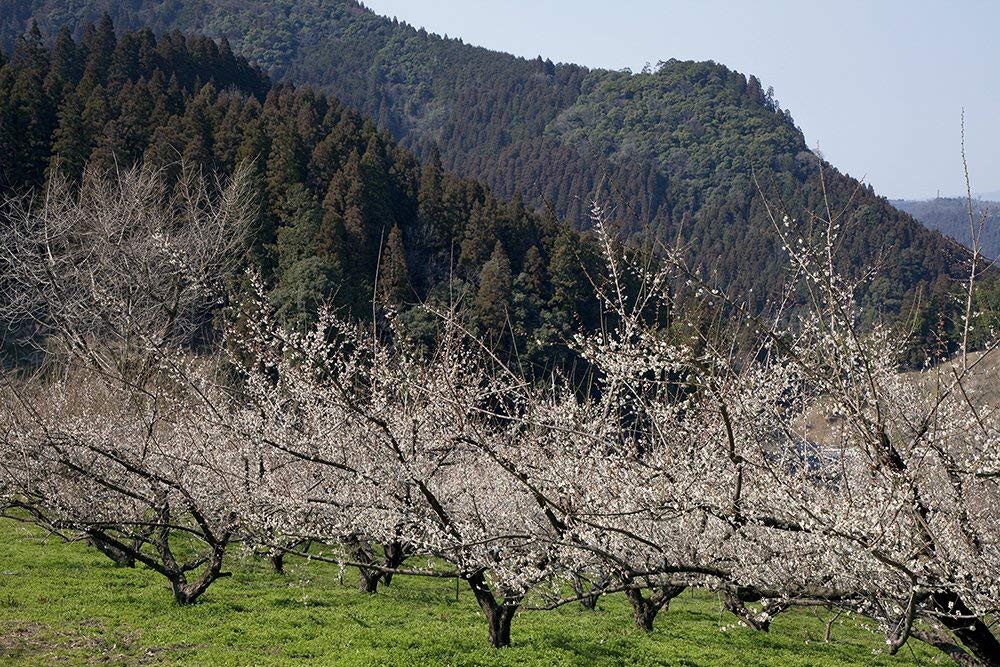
[
  {"xmin": 892, "ymin": 197, "xmax": 1000, "ymax": 260},
  {"xmin": 0, "ymin": 0, "xmax": 972, "ymax": 317}
]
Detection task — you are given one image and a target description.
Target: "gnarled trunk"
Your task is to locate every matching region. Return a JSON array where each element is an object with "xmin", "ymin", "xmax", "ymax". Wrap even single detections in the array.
[
  {"xmin": 626, "ymin": 584, "xmax": 685, "ymax": 632},
  {"xmin": 350, "ymin": 540, "xmax": 384, "ymax": 593},
  {"xmin": 467, "ymin": 571, "xmax": 520, "ymax": 648},
  {"xmin": 166, "ymin": 542, "xmax": 231, "ymax": 605},
  {"xmin": 380, "ymin": 540, "xmax": 407, "ymax": 586},
  {"xmin": 723, "ymin": 589, "xmax": 788, "ymax": 632},
  {"xmin": 269, "ymin": 539, "xmax": 311, "ymax": 575},
  {"xmin": 484, "ymin": 603, "xmax": 517, "ymax": 648},
  {"xmin": 358, "ymin": 566, "xmax": 383, "ymax": 594},
  {"xmin": 927, "ymin": 593, "xmax": 1000, "ymax": 667},
  {"xmin": 269, "ymin": 552, "xmax": 286, "ymax": 575},
  {"xmin": 571, "ymin": 572, "xmax": 609, "ymax": 610}
]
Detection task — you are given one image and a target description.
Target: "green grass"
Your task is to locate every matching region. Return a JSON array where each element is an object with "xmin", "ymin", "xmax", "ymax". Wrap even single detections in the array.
[{"xmin": 0, "ymin": 520, "xmax": 944, "ymax": 666}]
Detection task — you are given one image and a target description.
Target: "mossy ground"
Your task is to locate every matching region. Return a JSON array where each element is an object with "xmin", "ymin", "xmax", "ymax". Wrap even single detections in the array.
[{"xmin": 0, "ymin": 520, "xmax": 943, "ymax": 666}]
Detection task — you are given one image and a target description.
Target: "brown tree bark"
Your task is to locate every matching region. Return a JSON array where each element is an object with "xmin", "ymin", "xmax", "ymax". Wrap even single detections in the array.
[
  {"xmin": 625, "ymin": 584, "xmax": 686, "ymax": 632},
  {"xmin": 88, "ymin": 532, "xmax": 137, "ymax": 568},
  {"xmin": 380, "ymin": 540, "xmax": 408, "ymax": 586},
  {"xmin": 466, "ymin": 571, "xmax": 521, "ymax": 648},
  {"xmin": 269, "ymin": 552, "xmax": 286, "ymax": 575},
  {"xmin": 571, "ymin": 572, "xmax": 609, "ymax": 610},
  {"xmin": 927, "ymin": 593, "xmax": 1000, "ymax": 667},
  {"xmin": 723, "ymin": 589, "xmax": 789, "ymax": 632}
]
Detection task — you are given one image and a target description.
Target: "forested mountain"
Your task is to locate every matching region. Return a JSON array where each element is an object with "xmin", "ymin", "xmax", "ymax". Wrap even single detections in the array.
[
  {"xmin": 0, "ymin": 21, "xmax": 607, "ymax": 371},
  {"xmin": 893, "ymin": 198, "xmax": 1000, "ymax": 260},
  {"xmin": 0, "ymin": 0, "xmax": 971, "ymax": 315}
]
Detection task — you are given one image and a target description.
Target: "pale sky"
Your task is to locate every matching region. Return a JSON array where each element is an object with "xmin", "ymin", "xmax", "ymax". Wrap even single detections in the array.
[{"xmin": 364, "ymin": 0, "xmax": 999, "ymax": 200}]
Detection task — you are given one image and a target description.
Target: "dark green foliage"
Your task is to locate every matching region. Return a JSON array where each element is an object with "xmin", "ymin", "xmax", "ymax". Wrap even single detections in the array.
[
  {"xmin": 0, "ymin": 21, "xmax": 600, "ymax": 374},
  {"xmin": 511, "ymin": 245, "xmax": 548, "ymax": 363},
  {"xmin": 1, "ymin": 21, "xmax": 56, "ymax": 190},
  {"xmin": 898, "ymin": 274, "xmax": 1000, "ymax": 367},
  {"xmin": 378, "ymin": 224, "xmax": 410, "ymax": 306},
  {"xmin": 0, "ymin": 15, "xmax": 267, "ymax": 192},
  {"xmin": 0, "ymin": 0, "xmax": 971, "ymax": 316},
  {"xmin": 46, "ymin": 90, "xmax": 89, "ymax": 181},
  {"xmin": 474, "ymin": 241, "xmax": 513, "ymax": 344},
  {"xmin": 270, "ymin": 255, "xmax": 347, "ymax": 327}
]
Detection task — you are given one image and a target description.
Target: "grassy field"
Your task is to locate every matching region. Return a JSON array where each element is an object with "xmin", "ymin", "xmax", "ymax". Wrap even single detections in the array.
[{"xmin": 0, "ymin": 519, "xmax": 944, "ymax": 666}]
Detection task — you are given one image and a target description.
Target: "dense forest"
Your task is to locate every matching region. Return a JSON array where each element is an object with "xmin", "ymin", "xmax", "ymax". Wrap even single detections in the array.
[
  {"xmin": 0, "ymin": 0, "xmax": 973, "ymax": 315},
  {"xmin": 893, "ymin": 197, "xmax": 1000, "ymax": 260},
  {"xmin": 0, "ymin": 20, "xmax": 608, "ymax": 372}
]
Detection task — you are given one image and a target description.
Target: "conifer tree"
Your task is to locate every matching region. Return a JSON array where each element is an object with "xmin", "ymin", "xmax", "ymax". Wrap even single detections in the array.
[
  {"xmin": 12, "ymin": 22, "xmax": 48, "ymax": 73},
  {"xmin": 212, "ymin": 95, "xmax": 248, "ymax": 172},
  {"xmin": 378, "ymin": 224, "xmax": 410, "ymax": 306},
  {"xmin": 459, "ymin": 199, "xmax": 498, "ymax": 277},
  {"xmin": 275, "ymin": 186, "xmax": 324, "ymax": 274},
  {"xmin": 8, "ymin": 22, "xmax": 54, "ymax": 189},
  {"xmin": 79, "ymin": 14, "xmax": 116, "ymax": 92},
  {"xmin": 417, "ymin": 147, "xmax": 445, "ymax": 232},
  {"xmin": 308, "ymin": 131, "xmax": 347, "ymax": 194},
  {"xmin": 548, "ymin": 225, "xmax": 587, "ymax": 316},
  {"xmin": 0, "ymin": 20, "xmax": 594, "ymax": 370},
  {"xmin": 512, "ymin": 244, "xmax": 549, "ymax": 365},
  {"xmin": 271, "ymin": 255, "xmax": 346, "ymax": 327},
  {"xmin": 474, "ymin": 241, "xmax": 513, "ymax": 342},
  {"xmin": 45, "ymin": 27, "xmax": 80, "ymax": 96},
  {"xmin": 98, "ymin": 79, "xmax": 153, "ymax": 167},
  {"xmin": 265, "ymin": 117, "xmax": 307, "ymax": 214},
  {"xmin": 47, "ymin": 91, "xmax": 90, "ymax": 183},
  {"xmin": 108, "ymin": 30, "xmax": 143, "ymax": 91}
]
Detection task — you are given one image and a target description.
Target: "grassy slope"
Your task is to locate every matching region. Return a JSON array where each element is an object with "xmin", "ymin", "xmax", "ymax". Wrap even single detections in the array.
[{"xmin": 0, "ymin": 520, "xmax": 943, "ymax": 666}]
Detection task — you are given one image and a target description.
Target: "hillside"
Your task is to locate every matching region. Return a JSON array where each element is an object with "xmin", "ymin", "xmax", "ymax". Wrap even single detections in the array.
[
  {"xmin": 893, "ymin": 197, "xmax": 1000, "ymax": 259},
  {"xmin": 0, "ymin": 21, "xmax": 604, "ymax": 371},
  {"xmin": 0, "ymin": 0, "xmax": 970, "ymax": 314}
]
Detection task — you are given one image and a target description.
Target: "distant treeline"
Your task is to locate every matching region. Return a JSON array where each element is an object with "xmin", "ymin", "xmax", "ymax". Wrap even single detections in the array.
[{"xmin": 893, "ymin": 198, "xmax": 1000, "ymax": 260}]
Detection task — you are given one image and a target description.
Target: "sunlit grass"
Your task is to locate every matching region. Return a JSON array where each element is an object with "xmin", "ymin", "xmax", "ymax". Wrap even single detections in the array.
[{"xmin": 0, "ymin": 519, "xmax": 942, "ymax": 666}]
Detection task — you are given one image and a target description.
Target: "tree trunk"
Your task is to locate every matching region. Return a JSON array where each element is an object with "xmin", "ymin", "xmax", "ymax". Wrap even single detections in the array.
[
  {"xmin": 912, "ymin": 625, "xmax": 992, "ymax": 667},
  {"xmin": 350, "ymin": 540, "xmax": 384, "ymax": 593},
  {"xmin": 380, "ymin": 541, "xmax": 407, "ymax": 586},
  {"xmin": 723, "ymin": 590, "xmax": 787, "ymax": 632},
  {"xmin": 467, "ymin": 571, "xmax": 520, "ymax": 648},
  {"xmin": 269, "ymin": 552, "xmax": 285, "ymax": 575},
  {"xmin": 868, "ymin": 433, "xmax": 1000, "ymax": 666},
  {"xmin": 626, "ymin": 584, "xmax": 685, "ymax": 632},
  {"xmin": 168, "ymin": 566, "xmax": 232, "ymax": 605},
  {"xmin": 578, "ymin": 591, "xmax": 598, "ymax": 611},
  {"xmin": 269, "ymin": 539, "xmax": 311, "ymax": 575},
  {"xmin": 572, "ymin": 572, "xmax": 606, "ymax": 610},
  {"xmin": 358, "ymin": 566, "xmax": 382, "ymax": 594},
  {"xmin": 167, "ymin": 542, "xmax": 231, "ymax": 605},
  {"xmin": 627, "ymin": 588, "xmax": 658, "ymax": 632},
  {"xmin": 485, "ymin": 604, "xmax": 516, "ymax": 648},
  {"xmin": 928, "ymin": 593, "xmax": 1000, "ymax": 667}
]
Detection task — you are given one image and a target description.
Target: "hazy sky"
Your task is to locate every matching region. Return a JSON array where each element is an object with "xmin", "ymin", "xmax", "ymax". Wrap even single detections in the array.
[{"xmin": 364, "ymin": 0, "xmax": 999, "ymax": 200}]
